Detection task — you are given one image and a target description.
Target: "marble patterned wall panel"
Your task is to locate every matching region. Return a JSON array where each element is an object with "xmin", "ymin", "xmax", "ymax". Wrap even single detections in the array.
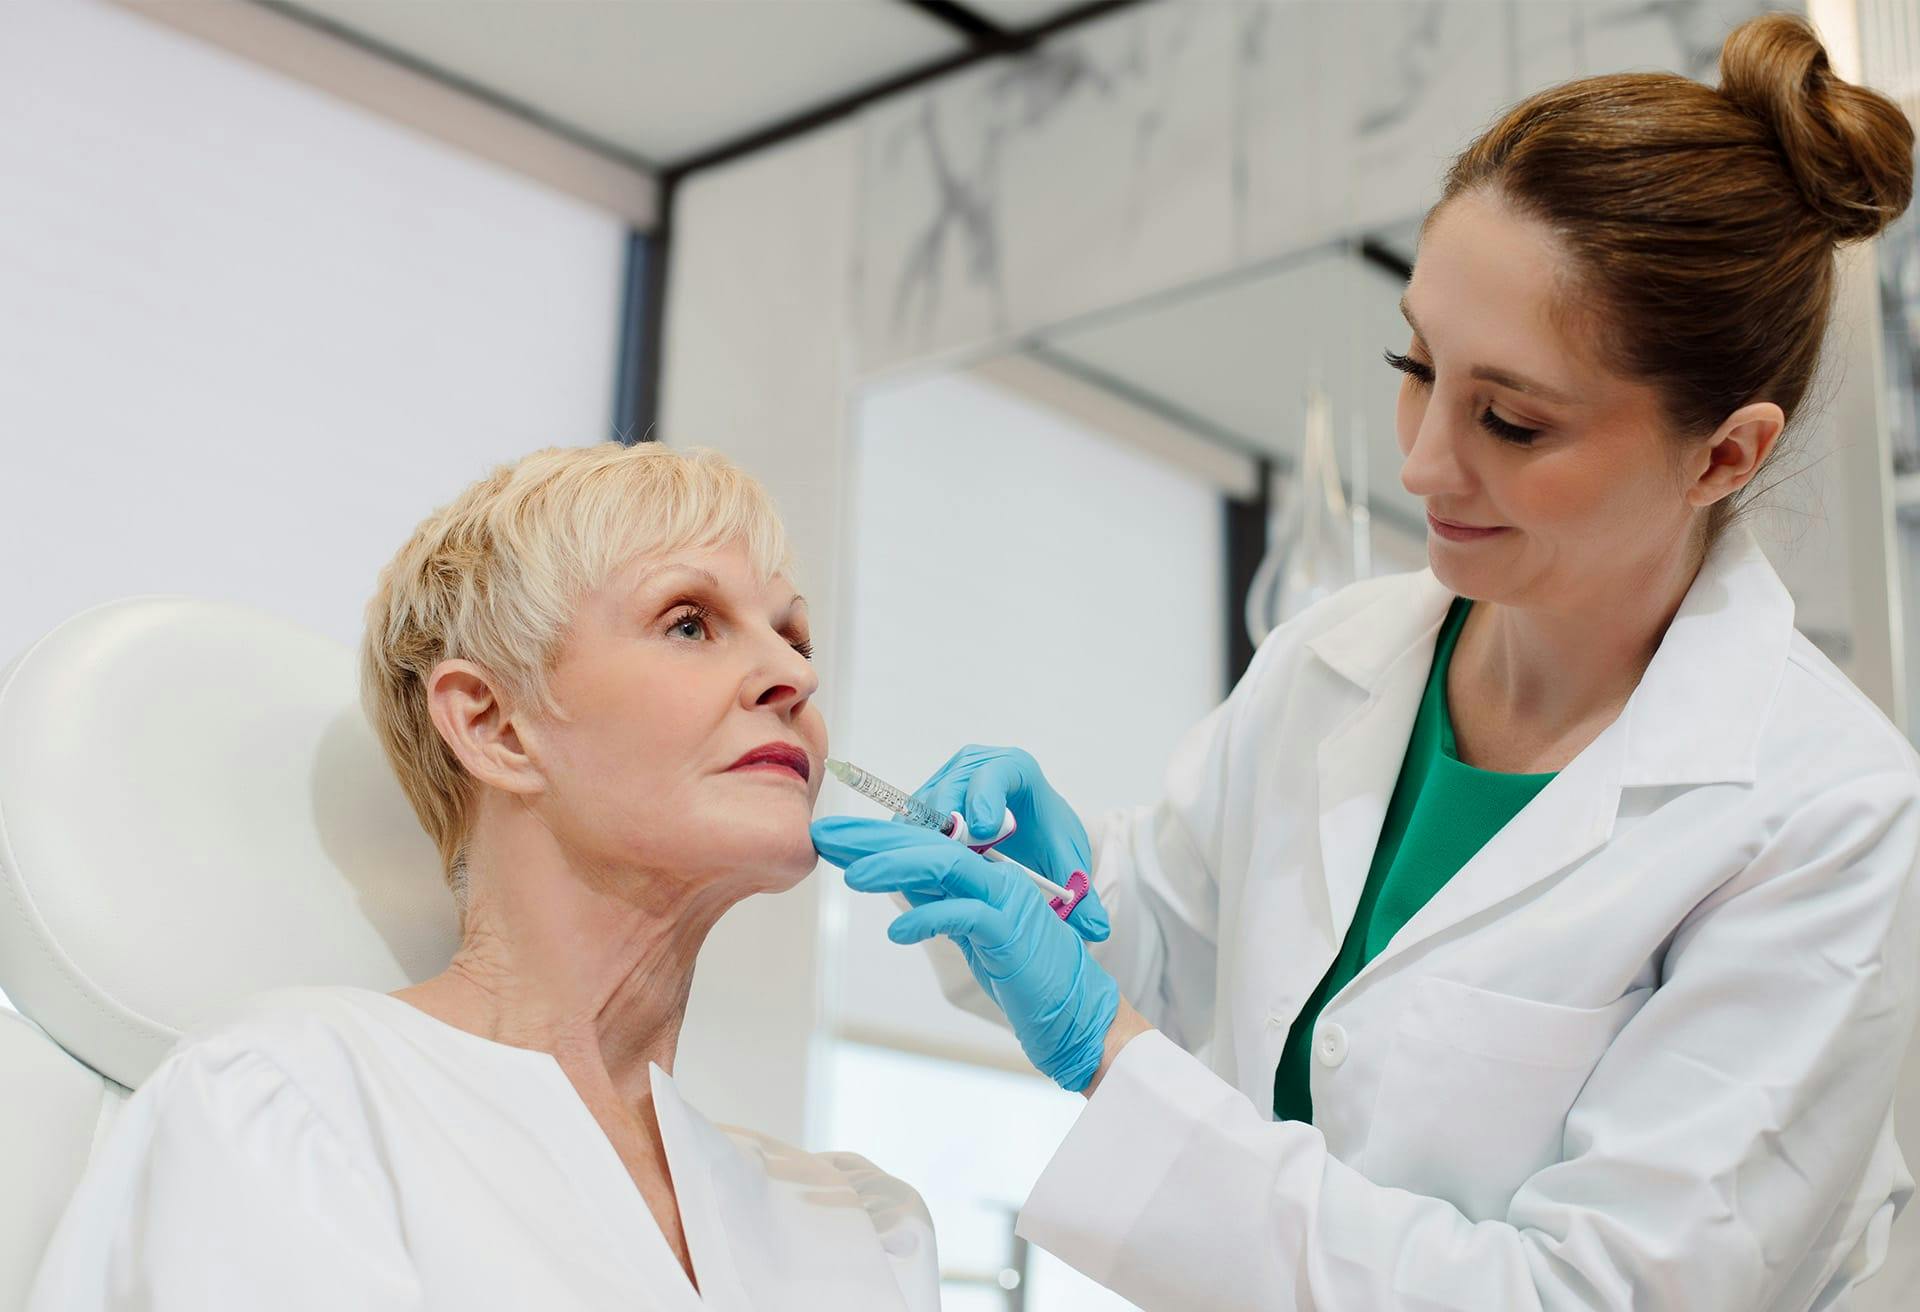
[
  {"xmin": 1574, "ymin": 0, "xmax": 1783, "ymax": 81},
  {"xmin": 1509, "ymin": 2, "xmax": 1590, "ymax": 91},
  {"xmin": 1338, "ymin": 2, "xmax": 1517, "ymax": 235},
  {"xmin": 854, "ymin": 4, "xmax": 1238, "ymax": 374},
  {"xmin": 999, "ymin": 5, "xmax": 1238, "ymax": 348},
  {"xmin": 1226, "ymin": 0, "xmax": 1786, "ymax": 269},
  {"xmin": 855, "ymin": 65, "xmax": 1007, "ymax": 374},
  {"xmin": 855, "ymin": 0, "xmax": 1790, "ymax": 377},
  {"xmin": 1230, "ymin": 1, "xmax": 1350, "ymax": 264},
  {"xmin": 1237, "ymin": 3, "xmax": 1514, "ymax": 263}
]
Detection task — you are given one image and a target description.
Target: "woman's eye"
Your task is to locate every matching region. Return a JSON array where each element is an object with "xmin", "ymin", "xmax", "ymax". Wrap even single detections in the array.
[
  {"xmin": 666, "ymin": 607, "xmax": 712, "ymax": 641},
  {"xmin": 1479, "ymin": 407, "xmax": 1542, "ymax": 446},
  {"xmin": 1383, "ymin": 348, "xmax": 1434, "ymax": 386},
  {"xmin": 791, "ymin": 639, "xmax": 816, "ymax": 661}
]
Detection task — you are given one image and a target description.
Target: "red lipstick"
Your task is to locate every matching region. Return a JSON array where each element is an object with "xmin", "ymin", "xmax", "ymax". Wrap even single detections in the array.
[{"xmin": 727, "ymin": 742, "xmax": 811, "ymax": 782}]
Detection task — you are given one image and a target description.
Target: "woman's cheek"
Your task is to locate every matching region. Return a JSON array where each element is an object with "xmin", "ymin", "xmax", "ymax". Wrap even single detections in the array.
[{"xmin": 1507, "ymin": 461, "xmax": 1603, "ymax": 541}]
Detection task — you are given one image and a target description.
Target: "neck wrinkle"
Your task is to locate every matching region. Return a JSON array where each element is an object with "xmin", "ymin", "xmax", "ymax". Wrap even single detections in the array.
[{"xmin": 404, "ymin": 806, "xmax": 749, "ymax": 1117}]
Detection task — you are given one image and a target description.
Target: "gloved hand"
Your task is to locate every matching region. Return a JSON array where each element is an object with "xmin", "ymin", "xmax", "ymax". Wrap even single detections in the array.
[
  {"xmin": 912, "ymin": 745, "xmax": 1110, "ymax": 941},
  {"xmin": 813, "ymin": 816, "xmax": 1120, "ymax": 1093}
]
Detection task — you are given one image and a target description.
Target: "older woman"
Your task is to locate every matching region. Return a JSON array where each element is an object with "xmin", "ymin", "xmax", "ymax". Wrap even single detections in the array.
[{"xmin": 30, "ymin": 445, "xmax": 938, "ymax": 1311}]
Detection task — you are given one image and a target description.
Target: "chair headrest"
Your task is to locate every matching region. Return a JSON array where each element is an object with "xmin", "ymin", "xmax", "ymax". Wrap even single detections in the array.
[{"xmin": 0, "ymin": 597, "xmax": 458, "ymax": 1088}]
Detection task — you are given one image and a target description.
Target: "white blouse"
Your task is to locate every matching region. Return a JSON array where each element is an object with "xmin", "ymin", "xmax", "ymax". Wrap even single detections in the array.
[{"xmin": 28, "ymin": 986, "xmax": 939, "ymax": 1311}]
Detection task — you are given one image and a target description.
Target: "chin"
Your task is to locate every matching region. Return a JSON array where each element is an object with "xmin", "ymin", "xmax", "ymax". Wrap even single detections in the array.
[
  {"xmin": 706, "ymin": 823, "xmax": 821, "ymax": 894},
  {"xmin": 1426, "ymin": 547, "xmax": 1504, "ymax": 603},
  {"xmin": 764, "ymin": 852, "xmax": 817, "ymax": 893},
  {"xmin": 1426, "ymin": 547, "xmax": 1471, "ymax": 595}
]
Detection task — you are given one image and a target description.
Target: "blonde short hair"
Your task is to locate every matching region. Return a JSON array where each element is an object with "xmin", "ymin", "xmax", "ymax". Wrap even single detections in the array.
[{"xmin": 360, "ymin": 443, "xmax": 791, "ymax": 888}]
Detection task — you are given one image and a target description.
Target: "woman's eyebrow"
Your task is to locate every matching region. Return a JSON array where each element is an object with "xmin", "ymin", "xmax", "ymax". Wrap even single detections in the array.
[
  {"xmin": 1399, "ymin": 294, "xmax": 1577, "ymax": 406},
  {"xmin": 633, "ymin": 563, "xmax": 721, "ymax": 596}
]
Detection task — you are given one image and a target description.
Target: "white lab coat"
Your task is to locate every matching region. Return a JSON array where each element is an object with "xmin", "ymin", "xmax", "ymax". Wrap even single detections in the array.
[
  {"xmin": 28, "ymin": 986, "xmax": 939, "ymax": 1311},
  {"xmin": 942, "ymin": 530, "xmax": 1920, "ymax": 1310}
]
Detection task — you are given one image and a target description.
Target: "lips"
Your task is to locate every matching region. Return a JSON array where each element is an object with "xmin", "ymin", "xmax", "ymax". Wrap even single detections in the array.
[
  {"xmin": 727, "ymin": 742, "xmax": 811, "ymax": 782},
  {"xmin": 1427, "ymin": 511, "xmax": 1510, "ymax": 543}
]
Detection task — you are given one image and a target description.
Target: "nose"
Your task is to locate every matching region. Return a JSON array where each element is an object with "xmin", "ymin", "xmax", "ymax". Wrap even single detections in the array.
[
  {"xmin": 745, "ymin": 634, "xmax": 819, "ymax": 717},
  {"xmin": 1399, "ymin": 402, "xmax": 1474, "ymax": 503}
]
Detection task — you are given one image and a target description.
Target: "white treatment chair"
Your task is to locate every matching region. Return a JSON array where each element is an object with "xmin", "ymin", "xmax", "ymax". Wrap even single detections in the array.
[{"xmin": 0, "ymin": 598, "xmax": 458, "ymax": 1310}]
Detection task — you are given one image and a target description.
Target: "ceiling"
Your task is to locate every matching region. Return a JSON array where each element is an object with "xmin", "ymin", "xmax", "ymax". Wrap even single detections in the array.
[{"xmin": 261, "ymin": 0, "xmax": 1128, "ymax": 170}]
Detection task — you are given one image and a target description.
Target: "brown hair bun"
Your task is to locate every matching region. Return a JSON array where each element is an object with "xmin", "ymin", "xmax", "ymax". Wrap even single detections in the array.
[{"xmin": 1718, "ymin": 11, "xmax": 1913, "ymax": 243}]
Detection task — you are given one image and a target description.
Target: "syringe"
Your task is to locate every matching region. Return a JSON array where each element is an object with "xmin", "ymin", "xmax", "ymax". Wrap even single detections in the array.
[{"xmin": 826, "ymin": 757, "xmax": 1090, "ymax": 921}]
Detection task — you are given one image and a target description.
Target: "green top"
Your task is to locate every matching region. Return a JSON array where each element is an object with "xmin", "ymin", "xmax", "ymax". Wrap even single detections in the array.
[{"xmin": 1272, "ymin": 598, "xmax": 1557, "ymax": 1124}]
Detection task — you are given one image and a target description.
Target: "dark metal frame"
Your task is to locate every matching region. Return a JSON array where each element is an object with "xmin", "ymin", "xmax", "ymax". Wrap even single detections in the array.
[
  {"xmin": 1224, "ymin": 460, "xmax": 1274, "ymax": 693},
  {"xmin": 612, "ymin": 181, "xmax": 676, "ymax": 446},
  {"xmin": 662, "ymin": 0, "xmax": 1142, "ymax": 178}
]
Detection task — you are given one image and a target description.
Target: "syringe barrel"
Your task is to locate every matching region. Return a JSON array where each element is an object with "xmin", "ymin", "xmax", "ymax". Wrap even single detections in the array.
[{"xmin": 833, "ymin": 761, "xmax": 954, "ymax": 835}]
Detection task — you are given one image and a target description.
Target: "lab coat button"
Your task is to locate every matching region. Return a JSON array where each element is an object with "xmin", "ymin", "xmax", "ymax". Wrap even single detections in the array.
[{"xmin": 1315, "ymin": 1023, "xmax": 1349, "ymax": 1068}]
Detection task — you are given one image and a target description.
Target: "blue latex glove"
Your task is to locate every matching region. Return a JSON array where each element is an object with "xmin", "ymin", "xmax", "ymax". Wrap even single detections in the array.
[
  {"xmin": 912, "ymin": 745, "xmax": 1110, "ymax": 942},
  {"xmin": 814, "ymin": 816, "xmax": 1120, "ymax": 1093}
]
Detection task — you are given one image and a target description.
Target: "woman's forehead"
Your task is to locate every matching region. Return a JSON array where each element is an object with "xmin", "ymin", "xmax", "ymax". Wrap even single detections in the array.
[{"xmin": 1409, "ymin": 196, "xmax": 1615, "ymax": 393}]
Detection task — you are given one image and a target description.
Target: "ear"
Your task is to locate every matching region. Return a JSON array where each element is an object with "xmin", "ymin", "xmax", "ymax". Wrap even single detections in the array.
[
  {"xmin": 425, "ymin": 659, "xmax": 544, "ymax": 797},
  {"xmin": 1685, "ymin": 401, "xmax": 1785, "ymax": 510}
]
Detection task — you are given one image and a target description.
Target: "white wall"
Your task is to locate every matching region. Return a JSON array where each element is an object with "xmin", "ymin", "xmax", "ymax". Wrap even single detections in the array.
[
  {"xmin": 0, "ymin": 0, "xmax": 624, "ymax": 1015},
  {"xmin": 0, "ymin": 0, "xmax": 627, "ymax": 668}
]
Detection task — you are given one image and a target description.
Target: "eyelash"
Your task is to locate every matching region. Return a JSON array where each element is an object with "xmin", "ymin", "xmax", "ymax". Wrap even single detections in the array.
[
  {"xmin": 1383, "ymin": 349, "xmax": 1543, "ymax": 447},
  {"xmin": 664, "ymin": 602, "xmax": 815, "ymax": 661}
]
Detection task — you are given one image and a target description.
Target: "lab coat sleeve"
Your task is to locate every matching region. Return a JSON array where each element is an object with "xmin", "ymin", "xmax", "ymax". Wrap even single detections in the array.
[
  {"xmin": 27, "ymin": 1040, "xmax": 422, "ymax": 1312},
  {"xmin": 1018, "ymin": 770, "xmax": 1920, "ymax": 1312}
]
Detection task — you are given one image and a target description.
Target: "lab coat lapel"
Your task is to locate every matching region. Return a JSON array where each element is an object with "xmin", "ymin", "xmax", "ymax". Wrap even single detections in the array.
[
  {"xmin": 649, "ymin": 1066, "xmax": 910, "ymax": 1312},
  {"xmin": 1358, "ymin": 718, "xmax": 1625, "ymax": 982},
  {"xmin": 1309, "ymin": 579, "xmax": 1453, "ymax": 943},
  {"xmin": 1346, "ymin": 529, "xmax": 1786, "ymax": 980}
]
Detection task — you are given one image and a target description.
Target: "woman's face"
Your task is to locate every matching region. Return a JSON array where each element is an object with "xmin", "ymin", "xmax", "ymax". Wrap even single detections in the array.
[
  {"xmin": 1392, "ymin": 191, "xmax": 1704, "ymax": 610},
  {"xmin": 520, "ymin": 539, "xmax": 825, "ymax": 896}
]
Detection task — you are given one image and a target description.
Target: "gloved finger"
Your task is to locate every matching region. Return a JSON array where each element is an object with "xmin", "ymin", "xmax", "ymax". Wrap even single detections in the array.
[
  {"xmin": 819, "ymin": 816, "xmax": 1025, "ymax": 910},
  {"xmin": 913, "ymin": 743, "xmax": 1007, "ymax": 822},
  {"xmin": 1040, "ymin": 827, "xmax": 1096, "ymax": 901},
  {"xmin": 838, "ymin": 839, "xmax": 1008, "ymax": 904},
  {"xmin": 842, "ymin": 853, "xmax": 951, "ymax": 900},
  {"xmin": 1064, "ymin": 881, "xmax": 1111, "ymax": 942},
  {"xmin": 920, "ymin": 743, "xmax": 983, "ymax": 787},
  {"xmin": 915, "ymin": 770, "xmax": 975, "ymax": 827},
  {"xmin": 958, "ymin": 753, "xmax": 1030, "ymax": 843},
  {"xmin": 956, "ymin": 756, "xmax": 1092, "ymax": 887},
  {"xmin": 886, "ymin": 897, "xmax": 1014, "ymax": 947},
  {"xmin": 813, "ymin": 815, "xmax": 957, "ymax": 868}
]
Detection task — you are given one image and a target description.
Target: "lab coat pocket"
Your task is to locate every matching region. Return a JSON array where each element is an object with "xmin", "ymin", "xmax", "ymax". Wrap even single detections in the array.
[{"xmin": 1361, "ymin": 977, "xmax": 1649, "ymax": 1220}]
